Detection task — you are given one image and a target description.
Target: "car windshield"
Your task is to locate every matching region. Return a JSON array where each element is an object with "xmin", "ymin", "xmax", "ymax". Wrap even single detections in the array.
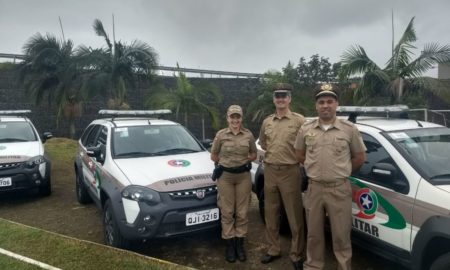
[
  {"xmin": 112, "ymin": 124, "xmax": 203, "ymax": 158},
  {"xmin": 387, "ymin": 127, "xmax": 450, "ymax": 184},
  {"xmin": 0, "ymin": 121, "xmax": 37, "ymax": 142}
]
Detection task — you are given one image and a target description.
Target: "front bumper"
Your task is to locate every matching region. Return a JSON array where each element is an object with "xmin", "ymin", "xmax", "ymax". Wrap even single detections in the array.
[
  {"xmin": 112, "ymin": 186, "xmax": 220, "ymax": 240},
  {"xmin": 0, "ymin": 160, "xmax": 51, "ymax": 193}
]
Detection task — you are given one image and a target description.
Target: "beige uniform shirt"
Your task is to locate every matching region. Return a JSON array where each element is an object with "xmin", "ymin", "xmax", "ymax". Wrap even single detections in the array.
[
  {"xmin": 211, "ymin": 127, "xmax": 257, "ymax": 168},
  {"xmin": 259, "ymin": 111, "xmax": 305, "ymax": 165},
  {"xmin": 294, "ymin": 118, "xmax": 366, "ymax": 182}
]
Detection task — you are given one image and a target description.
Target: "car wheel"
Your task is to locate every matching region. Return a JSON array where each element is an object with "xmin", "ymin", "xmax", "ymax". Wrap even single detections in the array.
[
  {"xmin": 258, "ymin": 188, "xmax": 290, "ymax": 234},
  {"xmin": 103, "ymin": 199, "xmax": 130, "ymax": 249},
  {"xmin": 38, "ymin": 178, "xmax": 51, "ymax": 197},
  {"xmin": 430, "ymin": 252, "xmax": 450, "ymax": 270},
  {"xmin": 76, "ymin": 173, "xmax": 92, "ymax": 204}
]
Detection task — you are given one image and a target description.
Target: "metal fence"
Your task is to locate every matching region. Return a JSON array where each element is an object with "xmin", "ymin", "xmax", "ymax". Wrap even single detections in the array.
[{"xmin": 408, "ymin": 109, "xmax": 449, "ymax": 127}]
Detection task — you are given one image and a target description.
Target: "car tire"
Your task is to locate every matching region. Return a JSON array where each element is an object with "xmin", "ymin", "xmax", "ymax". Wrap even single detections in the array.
[
  {"xmin": 258, "ymin": 188, "xmax": 290, "ymax": 234},
  {"xmin": 38, "ymin": 178, "xmax": 51, "ymax": 197},
  {"xmin": 103, "ymin": 199, "xmax": 130, "ymax": 249},
  {"xmin": 76, "ymin": 173, "xmax": 92, "ymax": 204},
  {"xmin": 430, "ymin": 252, "xmax": 450, "ymax": 270}
]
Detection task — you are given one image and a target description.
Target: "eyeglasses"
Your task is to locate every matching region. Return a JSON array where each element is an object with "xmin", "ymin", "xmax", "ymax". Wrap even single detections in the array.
[{"xmin": 273, "ymin": 92, "xmax": 289, "ymax": 99}]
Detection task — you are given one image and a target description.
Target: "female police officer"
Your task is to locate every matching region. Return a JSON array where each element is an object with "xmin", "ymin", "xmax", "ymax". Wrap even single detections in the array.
[{"xmin": 210, "ymin": 105, "xmax": 257, "ymax": 263}]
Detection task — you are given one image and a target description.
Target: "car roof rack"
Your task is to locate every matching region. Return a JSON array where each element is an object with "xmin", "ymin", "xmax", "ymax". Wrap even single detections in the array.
[
  {"xmin": 0, "ymin": 110, "xmax": 32, "ymax": 115},
  {"xmin": 0, "ymin": 110, "xmax": 31, "ymax": 121},
  {"xmin": 336, "ymin": 105, "xmax": 409, "ymax": 123},
  {"xmin": 98, "ymin": 109, "xmax": 172, "ymax": 120}
]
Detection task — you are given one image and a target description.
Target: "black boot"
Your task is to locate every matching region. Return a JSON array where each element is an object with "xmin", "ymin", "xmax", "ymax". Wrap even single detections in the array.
[
  {"xmin": 225, "ymin": 238, "xmax": 236, "ymax": 263},
  {"xmin": 235, "ymin": 237, "xmax": 246, "ymax": 262}
]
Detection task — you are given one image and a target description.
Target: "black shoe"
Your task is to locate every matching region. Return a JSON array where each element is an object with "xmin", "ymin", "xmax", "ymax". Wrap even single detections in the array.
[
  {"xmin": 225, "ymin": 238, "xmax": 236, "ymax": 263},
  {"xmin": 260, "ymin": 253, "xmax": 281, "ymax": 264},
  {"xmin": 235, "ymin": 237, "xmax": 246, "ymax": 262},
  {"xmin": 292, "ymin": 260, "xmax": 303, "ymax": 270}
]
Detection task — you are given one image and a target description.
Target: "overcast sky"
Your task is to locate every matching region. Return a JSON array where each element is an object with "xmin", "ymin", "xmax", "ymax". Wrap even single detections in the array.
[{"xmin": 1, "ymin": 0, "xmax": 449, "ymax": 77}]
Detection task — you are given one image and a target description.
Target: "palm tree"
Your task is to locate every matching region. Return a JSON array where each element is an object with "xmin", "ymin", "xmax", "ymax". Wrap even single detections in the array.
[
  {"xmin": 339, "ymin": 17, "xmax": 450, "ymax": 104},
  {"xmin": 146, "ymin": 70, "xmax": 222, "ymax": 131},
  {"xmin": 18, "ymin": 33, "xmax": 82, "ymax": 138},
  {"xmin": 76, "ymin": 19, "xmax": 158, "ymax": 109}
]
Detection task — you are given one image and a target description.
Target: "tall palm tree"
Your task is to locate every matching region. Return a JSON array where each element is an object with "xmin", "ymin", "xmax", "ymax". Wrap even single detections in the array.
[
  {"xmin": 18, "ymin": 33, "xmax": 82, "ymax": 138},
  {"xmin": 76, "ymin": 19, "xmax": 158, "ymax": 109},
  {"xmin": 339, "ymin": 17, "xmax": 450, "ymax": 104},
  {"xmin": 146, "ymin": 70, "xmax": 222, "ymax": 130}
]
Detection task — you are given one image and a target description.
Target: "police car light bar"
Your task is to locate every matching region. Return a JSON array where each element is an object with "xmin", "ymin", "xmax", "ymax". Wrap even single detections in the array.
[
  {"xmin": 337, "ymin": 105, "xmax": 409, "ymax": 113},
  {"xmin": 0, "ymin": 110, "xmax": 32, "ymax": 115},
  {"xmin": 98, "ymin": 109, "xmax": 172, "ymax": 117}
]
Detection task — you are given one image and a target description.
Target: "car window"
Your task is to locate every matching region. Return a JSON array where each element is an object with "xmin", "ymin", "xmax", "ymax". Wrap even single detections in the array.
[
  {"xmin": 80, "ymin": 125, "xmax": 95, "ymax": 145},
  {"xmin": 84, "ymin": 125, "xmax": 102, "ymax": 147},
  {"xmin": 112, "ymin": 125, "xmax": 203, "ymax": 157},
  {"xmin": 387, "ymin": 127, "xmax": 450, "ymax": 184},
  {"xmin": 0, "ymin": 121, "xmax": 37, "ymax": 142},
  {"xmin": 96, "ymin": 126, "xmax": 108, "ymax": 146},
  {"xmin": 352, "ymin": 133, "xmax": 407, "ymax": 190}
]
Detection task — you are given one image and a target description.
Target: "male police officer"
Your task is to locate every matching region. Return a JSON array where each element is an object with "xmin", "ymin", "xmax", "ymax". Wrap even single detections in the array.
[
  {"xmin": 259, "ymin": 83, "xmax": 306, "ymax": 270},
  {"xmin": 294, "ymin": 84, "xmax": 366, "ymax": 270}
]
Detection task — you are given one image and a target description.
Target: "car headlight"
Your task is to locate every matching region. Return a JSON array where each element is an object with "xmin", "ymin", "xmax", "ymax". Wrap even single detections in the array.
[
  {"xmin": 122, "ymin": 185, "xmax": 161, "ymax": 205},
  {"xmin": 26, "ymin": 155, "xmax": 45, "ymax": 168}
]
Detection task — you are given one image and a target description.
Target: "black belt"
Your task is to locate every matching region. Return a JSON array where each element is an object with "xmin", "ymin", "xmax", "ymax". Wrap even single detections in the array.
[{"xmin": 222, "ymin": 163, "xmax": 252, "ymax": 174}]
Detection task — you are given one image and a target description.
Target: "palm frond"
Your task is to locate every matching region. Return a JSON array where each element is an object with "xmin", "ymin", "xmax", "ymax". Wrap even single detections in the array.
[
  {"xmin": 406, "ymin": 43, "xmax": 450, "ymax": 77},
  {"xmin": 93, "ymin": 19, "xmax": 112, "ymax": 50},
  {"xmin": 339, "ymin": 45, "xmax": 381, "ymax": 79}
]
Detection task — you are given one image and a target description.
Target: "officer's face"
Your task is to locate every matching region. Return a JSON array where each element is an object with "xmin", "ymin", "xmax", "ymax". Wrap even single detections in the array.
[
  {"xmin": 227, "ymin": 114, "xmax": 242, "ymax": 129},
  {"xmin": 273, "ymin": 92, "xmax": 291, "ymax": 109},
  {"xmin": 316, "ymin": 96, "xmax": 338, "ymax": 121}
]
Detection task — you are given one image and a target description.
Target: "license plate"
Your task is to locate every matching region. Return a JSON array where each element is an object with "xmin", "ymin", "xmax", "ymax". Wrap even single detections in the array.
[
  {"xmin": 186, "ymin": 208, "xmax": 219, "ymax": 226},
  {"xmin": 0, "ymin": 177, "xmax": 12, "ymax": 187}
]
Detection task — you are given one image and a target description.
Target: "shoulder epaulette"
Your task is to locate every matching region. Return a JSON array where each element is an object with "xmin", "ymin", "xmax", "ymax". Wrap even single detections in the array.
[
  {"xmin": 303, "ymin": 119, "xmax": 317, "ymax": 126},
  {"xmin": 339, "ymin": 119, "xmax": 355, "ymax": 127},
  {"xmin": 291, "ymin": 112, "xmax": 305, "ymax": 118}
]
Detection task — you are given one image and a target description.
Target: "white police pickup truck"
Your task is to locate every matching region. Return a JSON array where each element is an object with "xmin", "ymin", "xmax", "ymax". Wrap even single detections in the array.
[
  {"xmin": 251, "ymin": 106, "xmax": 450, "ymax": 270},
  {"xmin": 0, "ymin": 110, "xmax": 53, "ymax": 196},
  {"xmin": 74, "ymin": 110, "xmax": 219, "ymax": 248}
]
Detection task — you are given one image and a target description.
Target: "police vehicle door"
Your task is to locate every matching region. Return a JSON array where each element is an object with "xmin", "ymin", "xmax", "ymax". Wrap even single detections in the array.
[
  {"xmin": 80, "ymin": 125, "xmax": 107, "ymax": 199},
  {"xmin": 350, "ymin": 132, "xmax": 413, "ymax": 252}
]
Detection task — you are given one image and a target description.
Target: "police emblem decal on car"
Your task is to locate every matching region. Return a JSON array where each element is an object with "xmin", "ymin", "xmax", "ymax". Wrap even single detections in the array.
[
  {"xmin": 168, "ymin": 159, "xmax": 191, "ymax": 167},
  {"xmin": 195, "ymin": 189, "xmax": 206, "ymax": 199}
]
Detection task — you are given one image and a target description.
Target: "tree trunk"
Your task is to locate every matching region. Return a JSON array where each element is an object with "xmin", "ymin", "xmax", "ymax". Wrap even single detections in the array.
[
  {"xmin": 69, "ymin": 118, "xmax": 76, "ymax": 139},
  {"xmin": 397, "ymin": 78, "xmax": 404, "ymax": 103}
]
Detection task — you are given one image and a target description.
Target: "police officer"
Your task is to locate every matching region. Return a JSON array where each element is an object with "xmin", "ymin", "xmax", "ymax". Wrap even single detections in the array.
[
  {"xmin": 259, "ymin": 83, "xmax": 306, "ymax": 270},
  {"xmin": 210, "ymin": 105, "xmax": 257, "ymax": 263},
  {"xmin": 294, "ymin": 84, "xmax": 366, "ymax": 270}
]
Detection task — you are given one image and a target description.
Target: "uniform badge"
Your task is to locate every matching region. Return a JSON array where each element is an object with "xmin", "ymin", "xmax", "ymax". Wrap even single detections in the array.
[{"xmin": 305, "ymin": 133, "xmax": 316, "ymax": 145}]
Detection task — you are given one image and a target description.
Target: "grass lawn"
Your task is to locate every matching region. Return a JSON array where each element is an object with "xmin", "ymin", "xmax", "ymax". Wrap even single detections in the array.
[{"xmin": 0, "ymin": 218, "xmax": 191, "ymax": 270}]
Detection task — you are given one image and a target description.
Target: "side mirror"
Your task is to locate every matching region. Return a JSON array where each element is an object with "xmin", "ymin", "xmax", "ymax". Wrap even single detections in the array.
[
  {"xmin": 86, "ymin": 145, "xmax": 105, "ymax": 164},
  {"xmin": 201, "ymin": 139, "xmax": 213, "ymax": 149},
  {"xmin": 372, "ymin": 163, "xmax": 409, "ymax": 193},
  {"xmin": 41, "ymin": 132, "xmax": 53, "ymax": 143}
]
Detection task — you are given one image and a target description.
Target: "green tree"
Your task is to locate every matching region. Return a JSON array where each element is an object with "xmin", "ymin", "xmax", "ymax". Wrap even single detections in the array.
[
  {"xmin": 18, "ymin": 33, "xmax": 82, "ymax": 138},
  {"xmin": 297, "ymin": 54, "xmax": 338, "ymax": 86},
  {"xmin": 146, "ymin": 70, "xmax": 222, "ymax": 131},
  {"xmin": 339, "ymin": 17, "xmax": 450, "ymax": 104},
  {"xmin": 76, "ymin": 19, "xmax": 158, "ymax": 109}
]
